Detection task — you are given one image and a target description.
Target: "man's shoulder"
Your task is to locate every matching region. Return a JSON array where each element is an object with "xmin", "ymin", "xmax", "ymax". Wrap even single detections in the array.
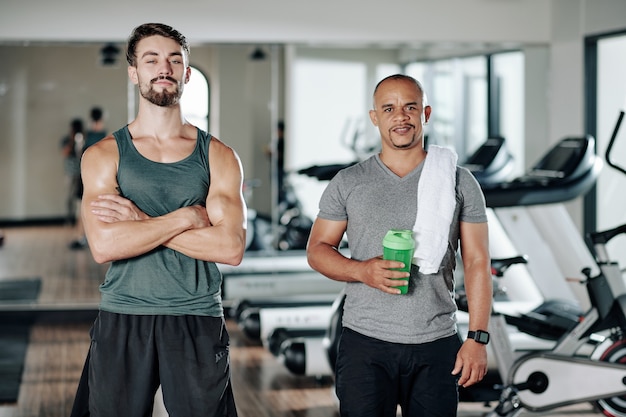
[
  {"xmin": 338, "ymin": 156, "xmax": 376, "ymax": 176},
  {"xmin": 456, "ymin": 165, "xmax": 482, "ymax": 188},
  {"xmin": 208, "ymin": 135, "xmax": 233, "ymax": 154},
  {"xmin": 324, "ymin": 157, "xmax": 378, "ymax": 194},
  {"xmin": 83, "ymin": 135, "xmax": 118, "ymax": 159}
]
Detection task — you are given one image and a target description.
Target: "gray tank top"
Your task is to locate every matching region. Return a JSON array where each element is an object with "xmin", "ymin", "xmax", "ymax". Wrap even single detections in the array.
[{"xmin": 99, "ymin": 125, "xmax": 224, "ymax": 316}]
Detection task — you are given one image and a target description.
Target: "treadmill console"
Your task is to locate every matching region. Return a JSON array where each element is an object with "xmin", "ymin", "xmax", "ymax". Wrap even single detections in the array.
[
  {"xmin": 481, "ymin": 135, "xmax": 601, "ymax": 208},
  {"xmin": 516, "ymin": 136, "xmax": 595, "ymax": 183},
  {"xmin": 463, "ymin": 136, "xmax": 515, "ymax": 186}
]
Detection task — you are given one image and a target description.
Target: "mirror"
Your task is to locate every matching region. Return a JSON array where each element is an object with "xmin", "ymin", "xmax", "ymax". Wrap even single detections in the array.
[{"xmin": 0, "ymin": 41, "xmax": 283, "ymax": 310}]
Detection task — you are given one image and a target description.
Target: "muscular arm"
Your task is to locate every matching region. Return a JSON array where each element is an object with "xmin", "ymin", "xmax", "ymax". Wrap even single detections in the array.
[
  {"xmin": 306, "ymin": 218, "xmax": 408, "ymax": 295},
  {"xmin": 85, "ymin": 137, "xmax": 246, "ymax": 266},
  {"xmin": 453, "ymin": 221, "xmax": 492, "ymax": 387},
  {"xmin": 161, "ymin": 139, "xmax": 247, "ymax": 265},
  {"xmin": 81, "ymin": 138, "xmax": 208, "ymax": 264}
]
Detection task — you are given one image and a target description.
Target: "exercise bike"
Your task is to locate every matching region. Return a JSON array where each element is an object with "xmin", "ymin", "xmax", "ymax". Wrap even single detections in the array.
[
  {"xmin": 485, "ymin": 107, "xmax": 626, "ymax": 417},
  {"xmin": 484, "ymin": 223, "xmax": 626, "ymax": 416}
]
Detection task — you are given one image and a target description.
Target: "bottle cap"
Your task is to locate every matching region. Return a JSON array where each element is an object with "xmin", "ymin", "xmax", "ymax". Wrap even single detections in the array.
[{"xmin": 383, "ymin": 229, "xmax": 415, "ymax": 250}]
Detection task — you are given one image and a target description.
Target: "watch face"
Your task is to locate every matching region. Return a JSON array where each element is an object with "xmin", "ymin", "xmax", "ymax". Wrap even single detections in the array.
[
  {"xmin": 476, "ymin": 331, "xmax": 489, "ymax": 344},
  {"xmin": 469, "ymin": 330, "xmax": 489, "ymax": 344}
]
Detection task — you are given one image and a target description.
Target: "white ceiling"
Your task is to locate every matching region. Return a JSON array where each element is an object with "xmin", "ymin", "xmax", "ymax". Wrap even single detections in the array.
[{"xmin": 1, "ymin": 0, "xmax": 552, "ymax": 46}]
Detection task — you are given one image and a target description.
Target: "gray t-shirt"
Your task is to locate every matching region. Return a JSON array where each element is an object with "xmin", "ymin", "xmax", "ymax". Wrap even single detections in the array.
[{"xmin": 317, "ymin": 154, "xmax": 487, "ymax": 344}]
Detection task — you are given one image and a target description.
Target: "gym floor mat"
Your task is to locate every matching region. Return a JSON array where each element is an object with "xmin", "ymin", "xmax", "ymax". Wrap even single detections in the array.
[
  {"xmin": 0, "ymin": 277, "xmax": 41, "ymax": 404},
  {"xmin": 0, "ymin": 278, "xmax": 41, "ymax": 302}
]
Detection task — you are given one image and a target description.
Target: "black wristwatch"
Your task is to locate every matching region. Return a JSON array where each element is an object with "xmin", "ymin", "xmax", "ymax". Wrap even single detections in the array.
[{"xmin": 467, "ymin": 330, "xmax": 490, "ymax": 345}]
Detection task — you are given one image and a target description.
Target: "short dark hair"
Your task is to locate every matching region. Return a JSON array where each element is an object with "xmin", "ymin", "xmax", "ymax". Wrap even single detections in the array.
[
  {"xmin": 90, "ymin": 107, "xmax": 103, "ymax": 122},
  {"xmin": 126, "ymin": 23, "xmax": 190, "ymax": 66},
  {"xmin": 71, "ymin": 118, "xmax": 84, "ymax": 133}
]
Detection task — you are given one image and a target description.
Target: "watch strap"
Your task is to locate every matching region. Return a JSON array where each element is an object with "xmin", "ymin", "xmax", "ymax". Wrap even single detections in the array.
[{"xmin": 467, "ymin": 330, "xmax": 489, "ymax": 344}]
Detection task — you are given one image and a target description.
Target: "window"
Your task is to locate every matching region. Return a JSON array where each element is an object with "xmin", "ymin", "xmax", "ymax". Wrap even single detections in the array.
[
  {"xmin": 406, "ymin": 57, "xmax": 487, "ymax": 160},
  {"xmin": 288, "ymin": 58, "xmax": 368, "ymax": 219},
  {"xmin": 586, "ymin": 31, "xmax": 626, "ymax": 267},
  {"xmin": 289, "ymin": 48, "xmax": 524, "ymax": 219},
  {"xmin": 491, "ymin": 52, "xmax": 525, "ymax": 176},
  {"xmin": 181, "ymin": 66, "xmax": 209, "ymax": 131},
  {"xmin": 406, "ymin": 52, "xmax": 523, "ymax": 172}
]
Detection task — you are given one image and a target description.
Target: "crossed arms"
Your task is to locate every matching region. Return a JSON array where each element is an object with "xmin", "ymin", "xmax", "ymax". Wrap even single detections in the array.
[{"xmin": 80, "ymin": 135, "xmax": 247, "ymax": 266}]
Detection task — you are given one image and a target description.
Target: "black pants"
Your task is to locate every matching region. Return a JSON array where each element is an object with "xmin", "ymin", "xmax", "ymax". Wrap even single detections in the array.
[
  {"xmin": 335, "ymin": 327, "xmax": 461, "ymax": 417},
  {"xmin": 71, "ymin": 311, "xmax": 238, "ymax": 417}
]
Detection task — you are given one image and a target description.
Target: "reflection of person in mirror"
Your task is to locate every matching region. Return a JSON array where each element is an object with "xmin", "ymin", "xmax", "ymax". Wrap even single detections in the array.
[
  {"xmin": 60, "ymin": 118, "xmax": 84, "ymax": 227},
  {"xmin": 68, "ymin": 106, "xmax": 108, "ymax": 250},
  {"xmin": 70, "ymin": 22, "xmax": 245, "ymax": 417},
  {"xmin": 306, "ymin": 74, "xmax": 492, "ymax": 416},
  {"xmin": 265, "ymin": 120, "xmax": 286, "ymax": 204}
]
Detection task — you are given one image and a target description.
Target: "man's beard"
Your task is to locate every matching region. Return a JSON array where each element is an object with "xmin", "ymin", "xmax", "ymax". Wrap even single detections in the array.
[
  {"xmin": 140, "ymin": 76, "xmax": 183, "ymax": 107},
  {"xmin": 390, "ymin": 132, "xmax": 418, "ymax": 149}
]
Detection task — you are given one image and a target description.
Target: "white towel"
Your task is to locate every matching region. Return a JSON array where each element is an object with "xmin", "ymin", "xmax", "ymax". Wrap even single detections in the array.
[{"xmin": 412, "ymin": 145, "xmax": 458, "ymax": 274}]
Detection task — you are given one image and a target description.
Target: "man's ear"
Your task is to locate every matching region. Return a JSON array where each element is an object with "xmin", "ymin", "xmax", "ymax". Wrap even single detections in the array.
[
  {"xmin": 184, "ymin": 66, "xmax": 191, "ymax": 84},
  {"xmin": 128, "ymin": 66, "xmax": 139, "ymax": 85},
  {"xmin": 423, "ymin": 105, "xmax": 432, "ymax": 124},
  {"xmin": 369, "ymin": 109, "xmax": 378, "ymax": 126}
]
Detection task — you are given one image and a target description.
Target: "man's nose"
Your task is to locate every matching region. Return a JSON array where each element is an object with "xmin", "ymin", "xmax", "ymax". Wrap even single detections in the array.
[
  {"xmin": 157, "ymin": 62, "xmax": 172, "ymax": 76},
  {"xmin": 394, "ymin": 108, "xmax": 410, "ymax": 120}
]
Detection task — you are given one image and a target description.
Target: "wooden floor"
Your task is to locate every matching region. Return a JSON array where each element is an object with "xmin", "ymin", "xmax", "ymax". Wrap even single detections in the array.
[{"xmin": 0, "ymin": 225, "xmax": 603, "ymax": 417}]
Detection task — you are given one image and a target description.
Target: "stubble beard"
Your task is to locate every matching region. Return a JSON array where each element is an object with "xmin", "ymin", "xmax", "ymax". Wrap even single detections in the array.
[
  {"xmin": 389, "ymin": 131, "xmax": 419, "ymax": 149},
  {"xmin": 140, "ymin": 76, "xmax": 183, "ymax": 107}
]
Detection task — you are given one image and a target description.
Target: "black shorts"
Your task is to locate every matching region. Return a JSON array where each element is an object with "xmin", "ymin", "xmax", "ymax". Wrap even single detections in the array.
[
  {"xmin": 74, "ymin": 311, "xmax": 238, "ymax": 417},
  {"xmin": 335, "ymin": 327, "xmax": 461, "ymax": 417}
]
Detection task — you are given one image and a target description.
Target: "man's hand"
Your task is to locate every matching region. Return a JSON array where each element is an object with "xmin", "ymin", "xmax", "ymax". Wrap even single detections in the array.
[
  {"xmin": 90, "ymin": 194, "xmax": 210, "ymax": 230},
  {"xmin": 90, "ymin": 194, "xmax": 149, "ymax": 223},
  {"xmin": 451, "ymin": 340, "xmax": 488, "ymax": 387},
  {"xmin": 183, "ymin": 205, "xmax": 212, "ymax": 229},
  {"xmin": 358, "ymin": 257, "xmax": 409, "ymax": 295}
]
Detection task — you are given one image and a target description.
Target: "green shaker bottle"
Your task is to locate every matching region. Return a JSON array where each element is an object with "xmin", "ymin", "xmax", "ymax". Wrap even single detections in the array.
[{"xmin": 382, "ymin": 229, "xmax": 415, "ymax": 294}]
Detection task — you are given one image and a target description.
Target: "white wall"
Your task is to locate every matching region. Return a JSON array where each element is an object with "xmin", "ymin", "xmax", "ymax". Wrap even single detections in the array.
[{"xmin": 0, "ymin": 0, "xmax": 553, "ymax": 45}]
